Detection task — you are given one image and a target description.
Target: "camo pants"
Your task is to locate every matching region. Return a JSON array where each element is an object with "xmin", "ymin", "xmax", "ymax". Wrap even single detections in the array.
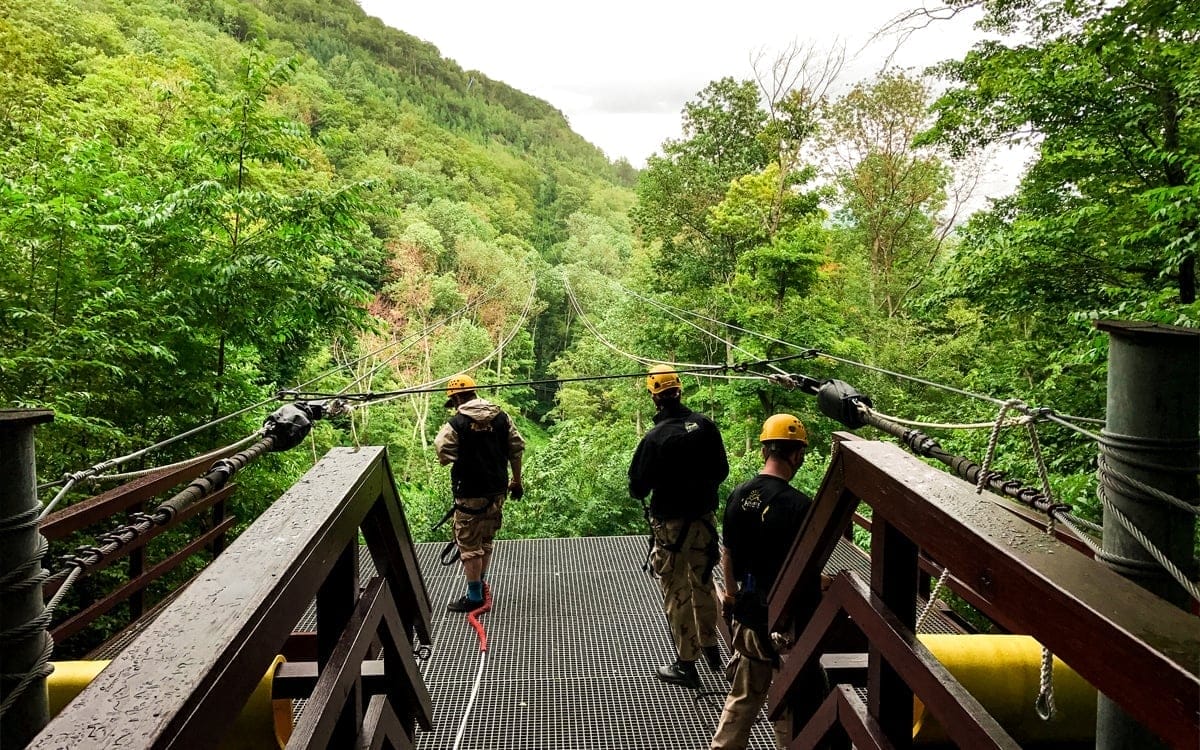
[
  {"xmin": 711, "ymin": 624, "xmax": 788, "ymax": 750},
  {"xmin": 649, "ymin": 514, "xmax": 719, "ymax": 662}
]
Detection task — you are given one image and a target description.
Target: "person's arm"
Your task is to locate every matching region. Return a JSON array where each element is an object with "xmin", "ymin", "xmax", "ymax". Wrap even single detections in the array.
[
  {"xmin": 627, "ymin": 438, "xmax": 656, "ymax": 500},
  {"xmin": 719, "ymin": 545, "xmax": 736, "ymax": 617},
  {"xmin": 708, "ymin": 422, "xmax": 730, "ymax": 484},
  {"xmin": 507, "ymin": 415, "xmax": 524, "ymax": 496},
  {"xmin": 433, "ymin": 422, "xmax": 457, "ymax": 466}
]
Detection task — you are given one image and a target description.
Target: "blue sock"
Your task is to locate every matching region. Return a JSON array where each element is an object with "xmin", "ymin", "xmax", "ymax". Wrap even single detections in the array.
[{"xmin": 468, "ymin": 580, "xmax": 484, "ymax": 602}]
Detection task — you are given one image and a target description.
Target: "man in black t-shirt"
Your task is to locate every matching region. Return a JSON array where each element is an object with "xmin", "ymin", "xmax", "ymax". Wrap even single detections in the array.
[
  {"xmin": 629, "ymin": 365, "xmax": 729, "ymax": 689},
  {"xmin": 711, "ymin": 413, "xmax": 811, "ymax": 750}
]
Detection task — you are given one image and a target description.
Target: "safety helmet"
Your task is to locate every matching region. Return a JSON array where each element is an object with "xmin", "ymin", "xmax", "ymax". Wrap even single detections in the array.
[
  {"xmin": 444, "ymin": 374, "xmax": 477, "ymax": 407},
  {"xmin": 759, "ymin": 413, "xmax": 808, "ymax": 446},
  {"xmin": 645, "ymin": 365, "xmax": 682, "ymax": 395}
]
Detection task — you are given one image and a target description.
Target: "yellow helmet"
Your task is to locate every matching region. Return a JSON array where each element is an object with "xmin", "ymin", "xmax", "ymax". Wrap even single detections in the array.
[
  {"xmin": 759, "ymin": 414, "xmax": 808, "ymax": 446},
  {"xmin": 645, "ymin": 365, "xmax": 682, "ymax": 395},
  {"xmin": 444, "ymin": 374, "xmax": 477, "ymax": 407}
]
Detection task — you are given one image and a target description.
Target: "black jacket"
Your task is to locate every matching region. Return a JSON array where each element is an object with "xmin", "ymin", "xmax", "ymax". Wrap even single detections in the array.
[{"xmin": 628, "ymin": 401, "xmax": 728, "ymax": 519}]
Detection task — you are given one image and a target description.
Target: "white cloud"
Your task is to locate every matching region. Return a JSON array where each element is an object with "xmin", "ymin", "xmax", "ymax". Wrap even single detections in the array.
[{"xmin": 357, "ymin": 1, "xmax": 991, "ymax": 168}]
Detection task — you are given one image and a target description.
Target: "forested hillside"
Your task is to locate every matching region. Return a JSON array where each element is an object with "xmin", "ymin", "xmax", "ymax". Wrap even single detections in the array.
[{"xmin": 3, "ymin": 0, "xmax": 1196, "ymax": 581}]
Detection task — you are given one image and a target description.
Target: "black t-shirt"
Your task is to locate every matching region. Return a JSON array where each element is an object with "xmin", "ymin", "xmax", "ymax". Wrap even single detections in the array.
[{"xmin": 722, "ymin": 473, "xmax": 812, "ymax": 596}]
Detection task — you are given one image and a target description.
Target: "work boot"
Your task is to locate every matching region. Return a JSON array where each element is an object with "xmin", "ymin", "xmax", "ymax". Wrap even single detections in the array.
[
  {"xmin": 702, "ymin": 644, "xmax": 723, "ymax": 672},
  {"xmin": 655, "ymin": 660, "xmax": 700, "ymax": 689},
  {"xmin": 447, "ymin": 595, "xmax": 484, "ymax": 613}
]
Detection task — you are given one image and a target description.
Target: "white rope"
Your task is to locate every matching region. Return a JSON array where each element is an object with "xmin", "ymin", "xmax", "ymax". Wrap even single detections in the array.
[
  {"xmin": 867, "ymin": 409, "xmax": 1035, "ymax": 431},
  {"xmin": 1035, "ymin": 645, "xmax": 1057, "ymax": 720},
  {"xmin": 85, "ymin": 432, "xmax": 265, "ymax": 484},
  {"xmin": 1099, "ymin": 487, "xmax": 1200, "ymax": 601},
  {"xmin": 1098, "ymin": 457, "xmax": 1200, "ymax": 517},
  {"xmin": 976, "ymin": 399, "xmax": 1025, "ymax": 495},
  {"xmin": 451, "ymin": 650, "xmax": 488, "ymax": 750},
  {"xmin": 915, "ymin": 567, "xmax": 950, "ymax": 632}
]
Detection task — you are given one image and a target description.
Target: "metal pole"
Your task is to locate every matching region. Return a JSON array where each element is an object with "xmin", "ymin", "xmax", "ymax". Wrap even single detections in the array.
[
  {"xmin": 0, "ymin": 409, "xmax": 54, "ymax": 748},
  {"xmin": 1094, "ymin": 321, "xmax": 1199, "ymax": 750}
]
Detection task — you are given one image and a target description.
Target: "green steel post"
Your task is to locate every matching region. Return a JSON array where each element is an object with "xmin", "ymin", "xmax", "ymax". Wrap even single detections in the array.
[
  {"xmin": 0, "ymin": 409, "xmax": 54, "ymax": 748},
  {"xmin": 1094, "ymin": 321, "xmax": 1199, "ymax": 750}
]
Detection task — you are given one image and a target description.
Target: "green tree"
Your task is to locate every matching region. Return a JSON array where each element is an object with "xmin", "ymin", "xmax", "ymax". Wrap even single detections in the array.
[
  {"xmin": 825, "ymin": 72, "xmax": 950, "ymax": 317},
  {"xmin": 923, "ymin": 0, "xmax": 1200, "ymax": 313}
]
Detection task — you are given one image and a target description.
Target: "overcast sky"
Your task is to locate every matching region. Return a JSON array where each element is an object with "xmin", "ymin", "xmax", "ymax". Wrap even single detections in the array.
[{"xmin": 355, "ymin": 1, "xmax": 994, "ymax": 169}]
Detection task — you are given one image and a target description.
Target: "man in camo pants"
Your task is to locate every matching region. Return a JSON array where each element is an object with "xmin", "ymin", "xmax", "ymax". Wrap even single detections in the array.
[{"xmin": 629, "ymin": 365, "xmax": 729, "ymax": 690}]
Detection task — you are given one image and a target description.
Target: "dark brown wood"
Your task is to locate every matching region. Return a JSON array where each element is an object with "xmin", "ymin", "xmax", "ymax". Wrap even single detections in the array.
[
  {"xmin": 272, "ymin": 660, "xmax": 389, "ymax": 699},
  {"xmin": 986, "ymin": 496, "xmax": 1094, "ymax": 556},
  {"xmin": 39, "ymin": 450, "xmax": 237, "ymax": 539},
  {"xmin": 837, "ymin": 685, "xmax": 896, "ymax": 750},
  {"xmin": 210, "ymin": 497, "xmax": 227, "ymax": 555},
  {"xmin": 788, "ymin": 686, "xmax": 842, "ymax": 750},
  {"xmin": 30, "ymin": 447, "xmax": 433, "ymax": 750},
  {"xmin": 837, "ymin": 440, "xmax": 1200, "ymax": 749},
  {"xmin": 361, "ymin": 694, "xmax": 414, "ymax": 750},
  {"xmin": 52, "ymin": 516, "xmax": 237, "ymax": 643},
  {"xmin": 868, "ymin": 518, "xmax": 917, "ymax": 748},
  {"xmin": 361, "ymin": 454, "xmax": 433, "ymax": 645},
  {"xmin": 286, "ymin": 577, "xmax": 432, "ymax": 749},
  {"xmin": 317, "ymin": 539, "xmax": 362, "ymax": 748},
  {"xmin": 43, "ymin": 484, "xmax": 237, "ymax": 597},
  {"xmin": 128, "ymin": 502, "xmax": 146, "ymax": 619},
  {"xmin": 782, "ymin": 572, "xmax": 1019, "ymax": 749}
]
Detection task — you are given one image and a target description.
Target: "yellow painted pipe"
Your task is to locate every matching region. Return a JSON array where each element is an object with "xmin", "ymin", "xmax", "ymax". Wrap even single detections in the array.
[
  {"xmin": 47, "ymin": 656, "xmax": 293, "ymax": 749},
  {"xmin": 913, "ymin": 634, "xmax": 1096, "ymax": 744}
]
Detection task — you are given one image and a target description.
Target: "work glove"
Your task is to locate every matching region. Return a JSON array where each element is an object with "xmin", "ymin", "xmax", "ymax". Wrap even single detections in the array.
[{"xmin": 508, "ymin": 479, "xmax": 524, "ymax": 500}]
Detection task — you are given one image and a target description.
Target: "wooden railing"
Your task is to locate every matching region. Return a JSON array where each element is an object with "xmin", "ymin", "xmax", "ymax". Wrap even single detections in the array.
[
  {"xmin": 39, "ymin": 449, "xmax": 241, "ymax": 647},
  {"xmin": 30, "ymin": 446, "xmax": 434, "ymax": 749},
  {"xmin": 768, "ymin": 435, "xmax": 1200, "ymax": 749}
]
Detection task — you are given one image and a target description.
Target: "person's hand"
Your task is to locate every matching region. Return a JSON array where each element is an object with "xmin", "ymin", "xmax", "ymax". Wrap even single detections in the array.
[
  {"xmin": 721, "ymin": 594, "xmax": 735, "ymax": 622},
  {"xmin": 508, "ymin": 479, "xmax": 524, "ymax": 500}
]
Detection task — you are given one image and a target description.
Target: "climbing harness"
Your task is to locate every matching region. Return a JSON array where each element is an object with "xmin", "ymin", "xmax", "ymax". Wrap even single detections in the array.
[{"xmin": 430, "ymin": 495, "xmax": 499, "ymax": 567}]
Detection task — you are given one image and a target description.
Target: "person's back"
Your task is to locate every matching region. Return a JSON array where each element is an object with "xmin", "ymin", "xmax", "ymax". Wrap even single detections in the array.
[
  {"xmin": 434, "ymin": 374, "xmax": 524, "ymax": 612},
  {"xmin": 713, "ymin": 414, "xmax": 814, "ymax": 750},
  {"xmin": 628, "ymin": 366, "xmax": 729, "ymax": 689}
]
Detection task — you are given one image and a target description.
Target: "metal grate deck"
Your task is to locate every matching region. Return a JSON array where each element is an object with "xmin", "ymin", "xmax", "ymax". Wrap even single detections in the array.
[
  {"xmin": 408, "ymin": 536, "xmax": 777, "ymax": 749},
  {"xmin": 92, "ymin": 534, "xmax": 962, "ymax": 747}
]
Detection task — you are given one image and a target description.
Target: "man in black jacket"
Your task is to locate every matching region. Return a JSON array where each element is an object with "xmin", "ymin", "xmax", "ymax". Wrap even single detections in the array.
[
  {"xmin": 435, "ymin": 374, "xmax": 525, "ymax": 612},
  {"xmin": 629, "ymin": 365, "xmax": 729, "ymax": 689}
]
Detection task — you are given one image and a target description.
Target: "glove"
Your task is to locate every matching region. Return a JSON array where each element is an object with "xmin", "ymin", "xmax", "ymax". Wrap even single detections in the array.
[
  {"xmin": 508, "ymin": 480, "xmax": 524, "ymax": 500},
  {"xmin": 721, "ymin": 595, "xmax": 735, "ymax": 624}
]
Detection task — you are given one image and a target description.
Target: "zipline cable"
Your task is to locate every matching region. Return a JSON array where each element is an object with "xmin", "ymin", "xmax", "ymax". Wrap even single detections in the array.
[
  {"xmin": 563, "ymin": 275, "xmax": 762, "ymax": 381},
  {"xmin": 360, "ymin": 277, "xmax": 539, "ymax": 410},
  {"xmin": 611, "ymin": 280, "xmax": 1107, "ymax": 427},
  {"xmin": 608, "ymin": 280, "xmax": 792, "ymax": 377}
]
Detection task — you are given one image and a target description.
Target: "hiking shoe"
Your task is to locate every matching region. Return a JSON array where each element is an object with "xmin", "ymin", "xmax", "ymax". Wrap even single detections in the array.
[
  {"xmin": 447, "ymin": 595, "xmax": 484, "ymax": 613},
  {"xmin": 702, "ymin": 644, "xmax": 724, "ymax": 672},
  {"xmin": 655, "ymin": 660, "xmax": 700, "ymax": 689}
]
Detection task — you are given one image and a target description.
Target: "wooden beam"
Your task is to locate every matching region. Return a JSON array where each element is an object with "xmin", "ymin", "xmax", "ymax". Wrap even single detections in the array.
[
  {"xmin": 837, "ymin": 440, "xmax": 1200, "ymax": 748},
  {"xmin": 52, "ymin": 516, "xmax": 236, "ymax": 643}
]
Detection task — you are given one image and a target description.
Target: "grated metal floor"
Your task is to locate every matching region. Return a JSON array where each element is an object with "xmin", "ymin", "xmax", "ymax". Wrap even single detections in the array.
[
  {"xmin": 95, "ymin": 533, "xmax": 960, "ymax": 747},
  {"xmin": 408, "ymin": 536, "xmax": 777, "ymax": 749}
]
